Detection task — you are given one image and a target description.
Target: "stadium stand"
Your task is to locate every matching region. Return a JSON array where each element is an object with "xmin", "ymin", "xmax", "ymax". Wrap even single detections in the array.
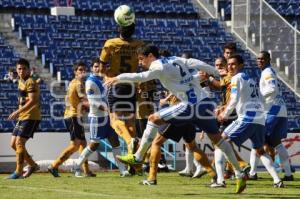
[
  {"xmin": 218, "ymin": 0, "xmax": 300, "ymax": 27},
  {"xmin": 0, "ymin": 0, "xmax": 300, "ymax": 134}
]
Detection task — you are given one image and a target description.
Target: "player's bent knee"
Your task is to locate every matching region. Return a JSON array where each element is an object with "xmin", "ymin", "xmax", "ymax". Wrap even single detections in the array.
[{"xmin": 255, "ymin": 148, "xmax": 265, "ymax": 156}]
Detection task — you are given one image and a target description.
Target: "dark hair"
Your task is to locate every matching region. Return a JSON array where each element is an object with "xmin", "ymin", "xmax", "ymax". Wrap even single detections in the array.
[
  {"xmin": 260, "ymin": 51, "xmax": 271, "ymax": 62},
  {"xmin": 215, "ymin": 56, "xmax": 227, "ymax": 65},
  {"xmin": 8, "ymin": 68, "xmax": 15, "ymax": 73},
  {"xmin": 16, "ymin": 58, "xmax": 30, "ymax": 69},
  {"xmin": 73, "ymin": 61, "xmax": 86, "ymax": 71},
  {"xmin": 228, "ymin": 54, "xmax": 244, "ymax": 65},
  {"xmin": 137, "ymin": 44, "xmax": 160, "ymax": 58},
  {"xmin": 181, "ymin": 52, "xmax": 193, "ymax": 59},
  {"xmin": 159, "ymin": 49, "xmax": 171, "ymax": 57},
  {"xmin": 119, "ymin": 23, "xmax": 135, "ymax": 40},
  {"xmin": 223, "ymin": 42, "xmax": 237, "ymax": 52},
  {"xmin": 91, "ymin": 57, "xmax": 100, "ymax": 66}
]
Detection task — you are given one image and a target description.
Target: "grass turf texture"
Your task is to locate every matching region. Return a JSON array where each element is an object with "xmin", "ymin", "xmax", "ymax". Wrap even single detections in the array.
[{"xmin": 0, "ymin": 172, "xmax": 299, "ymax": 199}]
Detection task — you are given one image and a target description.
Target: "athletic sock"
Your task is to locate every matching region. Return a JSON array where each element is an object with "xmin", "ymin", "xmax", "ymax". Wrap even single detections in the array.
[
  {"xmin": 52, "ymin": 144, "xmax": 78, "ymax": 169},
  {"xmin": 112, "ymin": 146, "xmax": 127, "ymax": 174},
  {"xmin": 24, "ymin": 150, "xmax": 37, "ymax": 167},
  {"xmin": 216, "ymin": 139, "xmax": 241, "ymax": 178},
  {"xmin": 15, "ymin": 142, "xmax": 25, "ymax": 175},
  {"xmin": 148, "ymin": 145, "xmax": 161, "ymax": 181},
  {"xmin": 249, "ymin": 148, "xmax": 259, "ymax": 176},
  {"xmin": 134, "ymin": 121, "xmax": 158, "ymax": 162},
  {"xmin": 275, "ymin": 144, "xmax": 292, "ymax": 176},
  {"xmin": 260, "ymin": 153, "xmax": 281, "ymax": 183},
  {"xmin": 111, "ymin": 120, "xmax": 134, "ymax": 153},
  {"xmin": 79, "ymin": 145, "xmax": 90, "ymax": 174},
  {"xmin": 185, "ymin": 147, "xmax": 193, "ymax": 172},
  {"xmin": 214, "ymin": 148, "xmax": 225, "ymax": 183},
  {"xmin": 77, "ymin": 146, "xmax": 94, "ymax": 167},
  {"xmin": 193, "ymin": 148, "xmax": 215, "ymax": 178}
]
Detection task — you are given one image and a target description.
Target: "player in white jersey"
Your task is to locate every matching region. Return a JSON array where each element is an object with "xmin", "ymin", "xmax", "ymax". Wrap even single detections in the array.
[
  {"xmin": 73, "ymin": 58, "xmax": 128, "ymax": 177},
  {"xmin": 217, "ymin": 54, "xmax": 284, "ymax": 188},
  {"xmin": 248, "ymin": 51, "xmax": 293, "ymax": 181},
  {"xmin": 105, "ymin": 44, "xmax": 248, "ymax": 194}
]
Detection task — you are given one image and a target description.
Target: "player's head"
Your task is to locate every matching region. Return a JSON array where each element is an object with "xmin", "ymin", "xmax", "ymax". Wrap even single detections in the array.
[
  {"xmin": 16, "ymin": 58, "xmax": 30, "ymax": 79},
  {"xmin": 215, "ymin": 56, "xmax": 227, "ymax": 77},
  {"xmin": 159, "ymin": 49, "xmax": 171, "ymax": 57},
  {"xmin": 257, "ymin": 51, "xmax": 271, "ymax": 70},
  {"xmin": 119, "ymin": 23, "xmax": 135, "ymax": 40},
  {"xmin": 137, "ymin": 44, "xmax": 160, "ymax": 70},
  {"xmin": 91, "ymin": 58, "xmax": 101, "ymax": 75},
  {"xmin": 73, "ymin": 61, "xmax": 86, "ymax": 80},
  {"xmin": 181, "ymin": 52, "xmax": 192, "ymax": 59},
  {"xmin": 227, "ymin": 54, "xmax": 244, "ymax": 75},
  {"xmin": 223, "ymin": 42, "xmax": 237, "ymax": 60}
]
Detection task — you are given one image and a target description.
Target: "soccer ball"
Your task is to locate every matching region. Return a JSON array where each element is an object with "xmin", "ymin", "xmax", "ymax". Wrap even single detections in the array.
[{"xmin": 114, "ymin": 5, "xmax": 135, "ymax": 27}]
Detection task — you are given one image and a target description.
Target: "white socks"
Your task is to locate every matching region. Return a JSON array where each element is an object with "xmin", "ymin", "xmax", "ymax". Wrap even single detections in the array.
[
  {"xmin": 112, "ymin": 146, "xmax": 127, "ymax": 174},
  {"xmin": 77, "ymin": 146, "xmax": 93, "ymax": 167},
  {"xmin": 185, "ymin": 147, "xmax": 194, "ymax": 172},
  {"xmin": 214, "ymin": 148, "xmax": 225, "ymax": 183},
  {"xmin": 260, "ymin": 153, "xmax": 281, "ymax": 183},
  {"xmin": 216, "ymin": 139, "xmax": 241, "ymax": 178},
  {"xmin": 134, "ymin": 121, "xmax": 158, "ymax": 162},
  {"xmin": 275, "ymin": 144, "xmax": 292, "ymax": 176},
  {"xmin": 249, "ymin": 148, "xmax": 259, "ymax": 176}
]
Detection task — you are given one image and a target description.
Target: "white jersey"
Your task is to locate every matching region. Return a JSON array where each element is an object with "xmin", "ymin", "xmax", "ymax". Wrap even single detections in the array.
[
  {"xmin": 117, "ymin": 56, "xmax": 219, "ymax": 104},
  {"xmin": 223, "ymin": 72, "xmax": 265, "ymax": 125},
  {"xmin": 259, "ymin": 66, "xmax": 287, "ymax": 117},
  {"xmin": 85, "ymin": 74, "xmax": 108, "ymax": 117}
]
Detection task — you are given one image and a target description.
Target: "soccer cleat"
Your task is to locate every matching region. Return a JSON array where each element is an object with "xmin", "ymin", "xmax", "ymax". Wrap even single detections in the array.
[
  {"xmin": 192, "ymin": 169, "xmax": 207, "ymax": 178},
  {"xmin": 282, "ymin": 175, "xmax": 294, "ymax": 181},
  {"xmin": 248, "ymin": 173, "xmax": 258, "ymax": 180},
  {"xmin": 48, "ymin": 166, "xmax": 60, "ymax": 177},
  {"xmin": 6, "ymin": 172, "xmax": 24, "ymax": 180},
  {"xmin": 210, "ymin": 181, "xmax": 226, "ymax": 188},
  {"xmin": 120, "ymin": 170, "xmax": 131, "ymax": 177},
  {"xmin": 178, "ymin": 168, "xmax": 193, "ymax": 177},
  {"xmin": 116, "ymin": 154, "xmax": 142, "ymax": 166},
  {"xmin": 224, "ymin": 169, "xmax": 234, "ymax": 180},
  {"xmin": 274, "ymin": 181, "xmax": 284, "ymax": 188},
  {"xmin": 235, "ymin": 177, "xmax": 247, "ymax": 194},
  {"xmin": 139, "ymin": 179, "xmax": 157, "ymax": 185},
  {"xmin": 23, "ymin": 164, "xmax": 40, "ymax": 178},
  {"xmin": 242, "ymin": 165, "xmax": 251, "ymax": 177}
]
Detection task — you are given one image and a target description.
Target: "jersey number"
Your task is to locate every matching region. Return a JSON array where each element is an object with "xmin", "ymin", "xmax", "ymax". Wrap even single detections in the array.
[
  {"xmin": 173, "ymin": 63, "xmax": 186, "ymax": 77},
  {"xmin": 250, "ymin": 83, "xmax": 259, "ymax": 98},
  {"xmin": 120, "ymin": 56, "xmax": 131, "ymax": 73}
]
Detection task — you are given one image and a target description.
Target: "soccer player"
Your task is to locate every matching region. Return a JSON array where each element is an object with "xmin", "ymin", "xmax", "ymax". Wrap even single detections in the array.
[
  {"xmin": 248, "ymin": 51, "xmax": 293, "ymax": 181},
  {"xmin": 73, "ymin": 58, "xmax": 129, "ymax": 177},
  {"xmin": 217, "ymin": 54, "xmax": 284, "ymax": 188},
  {"xmin": 48, "ymin": 62, "xmax": 93, "ymax": 177},
  {"xmin": 106, "ymin": 44, "xmax": 247, "ymax": 194},
  {"xmin": 140, "ymin": 94, "xmax": 216, "ymax": 185},
  {"xmin": 99, "ymin": 20, "xmax": 143, "ymax": 156},
  {"xmin": 223, "ymin": 42, "xmax": 236, "ymax": 61},
  {"xmin": 7, "ymin": 58, "xmax": 41, "ymax": 179}
]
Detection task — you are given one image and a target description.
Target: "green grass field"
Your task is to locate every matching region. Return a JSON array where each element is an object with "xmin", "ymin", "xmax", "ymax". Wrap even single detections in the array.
[{"xmin": 0, "ymin": 172, "xmax": 299, "ymax": 199}]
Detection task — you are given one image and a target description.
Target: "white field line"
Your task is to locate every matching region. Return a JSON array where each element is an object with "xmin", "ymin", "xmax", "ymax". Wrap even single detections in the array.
[{"xmin": 0, "ymin": 185, "xmax": 149, "ymax": 199}]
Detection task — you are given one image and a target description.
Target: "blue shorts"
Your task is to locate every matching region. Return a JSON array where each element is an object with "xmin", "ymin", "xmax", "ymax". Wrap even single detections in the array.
[
  {"xmin": 12, "ymin": 120, "xmax": 40, "ymax": 139},
  {"xmin": 265, "ymin": 115, "xmax": 288, "ymax": 147},
  {"xmin": 224, "ymin": 120, "xmax": 265, "ymax": 149},
  {"xmin": 158, "ymin": 98, "xmax": 219, "ymax": 134},
  {"xmin": 89, "ymin": 116, "xmax": 118, "ymax": 143}
]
